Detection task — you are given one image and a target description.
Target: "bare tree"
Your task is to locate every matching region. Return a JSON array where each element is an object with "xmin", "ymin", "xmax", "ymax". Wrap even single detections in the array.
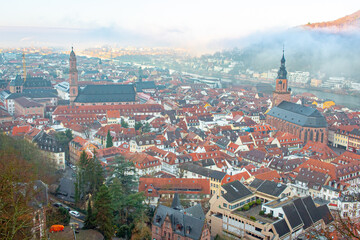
[{"xmin": 0, "ymin": 152, "xmax": 36, "ymax": 240}]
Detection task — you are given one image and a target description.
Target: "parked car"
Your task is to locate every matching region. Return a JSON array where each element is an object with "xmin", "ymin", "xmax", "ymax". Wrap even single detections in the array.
[
  {"xmin": 69, "ymin": 211, "xmax": 80, "ymax": 217},
  {"xmin": 53, "ymin": 202, "xmax": 62, "ymax": 208}
]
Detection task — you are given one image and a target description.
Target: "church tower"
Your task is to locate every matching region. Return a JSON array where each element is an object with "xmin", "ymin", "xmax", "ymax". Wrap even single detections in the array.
[
  {"xmin": 69, "ymin": 47, "xmax": 78, "ymax": 105},
  {"xmin": 272, "ymin": 48, "xmax": 291, "ymax": 106}
]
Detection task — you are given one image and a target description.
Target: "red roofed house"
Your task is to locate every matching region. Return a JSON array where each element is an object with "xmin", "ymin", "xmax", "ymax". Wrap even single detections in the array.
[
  {"xmin": 220, "ymin": 171, "xmax": 251, "ymax": 185},
  {"xmin": 106, "ymin": 110, "xmax": 120, "ymax": 124},
  {"xmin": 226, "ymin": 142, "xmax": 249, "ymax": 156},
  {"xmin": 253, "ymin": 170, "xmax": 281, "ymax": 183},
  {"xmin": 14, "ymin": 97, "xmax": 44, "ymax": 118},
  {"xmin": 332, "ymin": 151, "xmax": 360, "ymax": 166},
  {"xmin": 94, "ymin": 124, "xmax": 136, "ymax": 148},
  {"xmin": 271, "ymin": 131, "xmax": 303, "ymax": 149},
  {"xmin": 299, "ymin": 141, "xmax": 338, "ymax": 163},
  {"xmin": 139, "ymin": 177, "xmax": 210, "ymax": 206},
  {"xmin": 12, "ymin": 125, "xmax": 32, "ymax": 137},
  {"xmin": 123, "ymin": 152, "xmax": 162, "ymax": 176},
  {"xmin": 69, "ymin": 136, "xmax": 98, "ymax": 164},
  {"xmin": 333, "ymin": 125, "xmax": 359, "ymax": 150}
]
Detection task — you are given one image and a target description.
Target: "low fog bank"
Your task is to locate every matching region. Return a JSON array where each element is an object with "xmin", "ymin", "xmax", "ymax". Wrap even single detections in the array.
[{"xmin": 216, "ymin": 28, "xmax": 360, "ymax": 80}]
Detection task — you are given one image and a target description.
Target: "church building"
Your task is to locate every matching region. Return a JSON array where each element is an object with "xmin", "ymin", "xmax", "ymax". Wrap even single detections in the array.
[
  {"xmin": 266, "ymin": 50, "xmax": 328, "ymax": 144},
  {"xmin": 69, "ymin": 48, "xmax": 136, "ymax": 106}
]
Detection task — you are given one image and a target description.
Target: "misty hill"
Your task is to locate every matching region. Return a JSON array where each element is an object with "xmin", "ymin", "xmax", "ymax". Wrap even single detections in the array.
[
  {"xmin": 302, "ymin": 10, "xmax": 360, "ymax": 31},
  {"xmin": 217, "ymin": 11, "xmax": 360, "ymax": 80}
]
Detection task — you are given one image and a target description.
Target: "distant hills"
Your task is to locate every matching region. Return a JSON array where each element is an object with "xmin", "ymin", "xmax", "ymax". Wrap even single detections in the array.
[
  {"xmin": 217, "ymin": 10, "xmax": 360, "ymax": 80},
  {"xmin": 302, "ymin": 10, "xmax": 360, "ymax": 31}
]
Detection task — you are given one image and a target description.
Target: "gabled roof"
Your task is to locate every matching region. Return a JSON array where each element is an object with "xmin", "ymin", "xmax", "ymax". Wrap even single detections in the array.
[
  {"xmin": 75, "ymin": 84, "xmax": 136, "ymax": 103},
  {"xmin": 255, "ymin": 170, "xmax": 281, "ymax": 182},
  {"xmin": 153, "ymin": 204, "xmax": 205, "ymax": 240},
  {"xmin": 274, "ymin": 219, "xmax": 290, "ymax": 238},
  {"xmin": 282, "ymin": 203, "xmax": 303, "ymax": 230},
  {"xmin": 267, "ymin": 101, "xmax": 327, "ymax": 128},
  {"xmin": 12, "ymin": 125, "xmax": 31, "ymax": 136},
  {"xmin": 222, "ymin": 180, "xmax": 253, "ymax": 203},
  {"xmin": 210, "ymin": 171, "xmax": 227, "ymax": 181},
  {"xmin": 253, "ymin": 179, "xmax": 287, "ymax": 197},
  {"xmin": 302, "ymin": 196, "xmax": 322, "ymax": 223},
  {"xmin": 249, "ymin": 178, "xmax": 264, "ymax": 189},
  {"xmin": 292, "ymin": 198, "xmax": 313, "ymax": 229}
]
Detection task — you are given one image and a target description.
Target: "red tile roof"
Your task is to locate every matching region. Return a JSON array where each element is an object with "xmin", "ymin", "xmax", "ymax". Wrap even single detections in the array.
[
  {"xmin": 221, "ymin": 172, "xmax": 251, "ymax": 185},
  {"xmin": 300, "ymin": 141, "xmax": 338, "ymax": 161},
  {"xmin": 53, "ymin": 104, "xmax": 163, "ymax": 117},
  {"xmin": 254, "ymin": 170, "xmax": 281, "ymax": 183},
  {"xmin": 332, "ymin": 151, "xmax": 360, "ymax": 165},
  {"xmin": 107, "ymin": 110, "xmax": 120, "ymax": 119},
  {"xmin": 294, "ymin": 158, "xmax": 336, "ymax": 180},
  {"xmin": 12, "ymin": 125, "xmax": 31, "ymax": 137},
  {"xmin": 138, "ymin": 177, "xmax": 210, "ymax": 197}
]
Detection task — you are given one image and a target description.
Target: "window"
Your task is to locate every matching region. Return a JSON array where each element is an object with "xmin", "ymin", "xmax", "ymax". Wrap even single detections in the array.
[
  {"xmin": 223, "ymin": 203, "xmax": 228, "ymax": 208},
  {"xmin": 279, "ymin": 213, "xmax": 283, "ymax": 218}
]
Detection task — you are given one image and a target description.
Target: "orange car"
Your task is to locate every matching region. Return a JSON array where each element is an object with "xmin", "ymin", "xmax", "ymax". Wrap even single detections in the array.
[{"xmin": 49, "ymin": 225, "xmax": 64, "ymax": 233}]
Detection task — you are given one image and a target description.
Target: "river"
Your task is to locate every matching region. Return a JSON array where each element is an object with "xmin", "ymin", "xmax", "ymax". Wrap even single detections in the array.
[{"xmin": 291, "ymin": 87, "xmax": 360, "ymax": 109}]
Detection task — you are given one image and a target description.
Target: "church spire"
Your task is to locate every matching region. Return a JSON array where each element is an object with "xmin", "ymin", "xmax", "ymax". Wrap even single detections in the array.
[
  {"xmin": 171, "ymin": 193, "xmax": 183, "ymax": 210},
  {"xmin": 281, "ymin": 45, "xmax": 285, "ymax": 63},
  {"xmin": 273, "ymin": 47, "xmax": 291, "ymax": 106},
  {"xmin": 69, "ymin": 47, "xmax": 79, "ymax": 105},
  {"xmin": 277, "ymin": 46, "xmax": 287, "ymax": 79}
]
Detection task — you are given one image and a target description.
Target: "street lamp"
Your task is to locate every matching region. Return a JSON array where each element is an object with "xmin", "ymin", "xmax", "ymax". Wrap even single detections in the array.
[{"xmin": 71, "ymin": 224, "xmax": 77, "ymax": 240}]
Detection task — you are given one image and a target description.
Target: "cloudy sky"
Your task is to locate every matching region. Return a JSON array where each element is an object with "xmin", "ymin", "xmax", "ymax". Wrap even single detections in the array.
[{"xmin": 1, "ymin": 0, "xmax": 359, "ymax": 50}]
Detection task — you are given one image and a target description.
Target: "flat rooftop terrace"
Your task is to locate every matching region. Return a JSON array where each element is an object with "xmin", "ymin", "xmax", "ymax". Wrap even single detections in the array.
[
  {"xmin": 232, "ymin": 205, "xmax": 276, "ymax": 224},
  {"xmin": 265, "ymin": 197, "xmax": 299, "ymax": 209}
]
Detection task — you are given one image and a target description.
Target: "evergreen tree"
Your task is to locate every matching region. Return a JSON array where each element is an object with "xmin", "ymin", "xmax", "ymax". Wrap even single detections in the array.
[
  {"xmin": 65, "ymin": 129, "xmax": 73, "ymax": 140},
  {"xmin": 107, "ymin": 156, "xmax": 137, "ymax": 193},
  {"xmin": 108, "ymin": 160, "xmax": 146, "ymax": 239},
  {"xmin": 106, "ymin": 130, "xmax": 113, "ymax": 148},
  {"xmin": 88, "ymin": 152, "xmax": 105, "ymax": 195},
  {"xmin": 121, "ymin": 118, "xmax": 129, "ymax": 128},
  {"xmin": 142, "ymin": 122, "xmax": 151, "ymax": 133},
  {"xmin": 94, "ymin": 185, "xmax": 114, "ymax": 240},
  {"xmin": 84, "ymin": 200, "xmax": 96, "ymax": 229},
  {"xmin": 134, "ymin": 122, "xmax": 143, "ymax": 131},
  {"xmin": 75, "ymin": 151, "xmax": 88, "ymax": 205},
  {"xmin": 75, "ymin": 151, "xmax": 104, "ymax": 205}
]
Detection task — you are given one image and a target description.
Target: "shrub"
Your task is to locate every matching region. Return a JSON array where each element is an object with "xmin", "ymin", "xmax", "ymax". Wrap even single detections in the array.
[
  {"xmin": 267, "ymin": 213, "xmax": 273, "ymax": 218},
  {"xmin": 248, "ymin": 201, "xmax": 254, "ymax": 207},
  {"xmin": 250, "ymin": 216, "xmax": 256, "ymax": 221},
  {"xmin": 242, "ymin": 204, "xmax": 249, "ymax": 211},
  {"xmin": 259, "ymin": 210, "xmax": 265, "ymax": 216},
  {"xmin": 256, "ymin": 199, "xmax": 262, "ymax": 205}
]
